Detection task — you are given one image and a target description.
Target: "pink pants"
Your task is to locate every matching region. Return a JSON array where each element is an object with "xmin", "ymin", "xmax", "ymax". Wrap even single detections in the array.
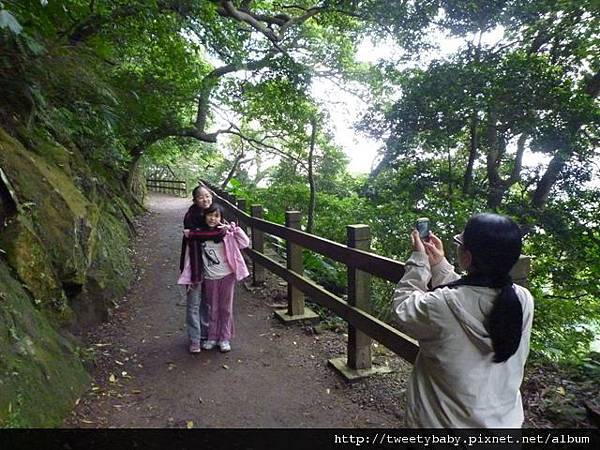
[{"xmin": 203, "ymin": 273, "xmax": 236, "ymax": 342}]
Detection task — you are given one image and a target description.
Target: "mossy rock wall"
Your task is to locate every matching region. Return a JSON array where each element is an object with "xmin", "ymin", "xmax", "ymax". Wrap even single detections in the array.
[
  {"xmin": 0, "ymin": 259, "xmax": 90, "ymax": 427},
  {"xmin": 0, "ymin": 127, "xmax": 136, "ymax": 426}
]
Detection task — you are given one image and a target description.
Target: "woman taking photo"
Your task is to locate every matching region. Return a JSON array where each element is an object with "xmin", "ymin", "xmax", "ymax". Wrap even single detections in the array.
[{"xmin": 392, "ymin": 213, "xmax": 534, "ymax": 428}]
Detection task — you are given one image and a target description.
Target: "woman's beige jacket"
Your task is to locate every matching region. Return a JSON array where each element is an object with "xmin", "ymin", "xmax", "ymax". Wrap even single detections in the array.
[{"xmin": 392, "ymin": 251, "xmax": 534, "ymax": 428}]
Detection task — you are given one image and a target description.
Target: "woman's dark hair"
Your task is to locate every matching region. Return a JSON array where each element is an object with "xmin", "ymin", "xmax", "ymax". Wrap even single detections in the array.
[
  {"xmin": 447, "ymin": 213, "xmax": 523, "ymax": 363},
  {"xmin": 192, "ymin": 185, "xmax": 210, "ymax": 199}
]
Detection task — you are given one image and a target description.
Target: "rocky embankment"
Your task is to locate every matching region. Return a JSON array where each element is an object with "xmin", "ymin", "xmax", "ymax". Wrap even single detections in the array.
[{"xmin": 0, "ymin": 128, "xmax": 138, "ymax": 426}]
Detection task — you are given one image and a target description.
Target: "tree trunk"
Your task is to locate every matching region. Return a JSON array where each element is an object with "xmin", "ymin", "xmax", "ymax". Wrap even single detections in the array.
[
  {"xmin": 447, "ymin": 147, "xmax": 453, "ymax": 207},
  {"xmin": 125, "ymin": 147, "xmax": 144, "ymax": 196},
  {"xmin": 463, "ymin": 112, "xmax": 478, "ymax": 194},
  {"xmin": 532, "ymin": 152, "xmax": 566, "ymax": 209},
  {"xmin": 530, "ymin": 69, "xmax": 600, "ymax": 210},
  {"xmin": 221, "ymin": 149, "xmax": 245, "ymax": 189},
  {"xmin": 463, "ymin": 33, "xmax": 483, "ymax": 194},
  {"xmin": 306, "ymin": 117, "xmax": 317, "ymax": 234},
  {"xmin": 485, "ymin": 110, "xmax": 506, "ymax": 210}
]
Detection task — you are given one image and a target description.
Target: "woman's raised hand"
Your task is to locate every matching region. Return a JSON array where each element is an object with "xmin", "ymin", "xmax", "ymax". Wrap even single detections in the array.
[
  {"xmin": 410, "ymin": 230, "xmax": 426, "ymax": 253},
  {"xmin": 423, "ymin": 232, "xmax": 445, "ymax": 266}
]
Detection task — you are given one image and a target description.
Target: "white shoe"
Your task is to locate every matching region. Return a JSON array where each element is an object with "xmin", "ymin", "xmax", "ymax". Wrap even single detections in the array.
[
  {"xmin": 202, "ymin": 340, "xmax": 217, "ymax": 350},
  {"xmin": 219, "ymin": 341, "xmax": 231, "ymax": 352},
  {"xmin": 189, "ymin": 341, "xmax": 201, "ymax": 354}
]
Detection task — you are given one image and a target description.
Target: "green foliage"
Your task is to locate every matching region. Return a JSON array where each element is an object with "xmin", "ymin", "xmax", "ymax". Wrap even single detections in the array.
[
  {"xmin": 1, "ymin": 0, "xmax": 598, "ymax": 371},
  {"xmin": 357, "ymin": 0, "xmax": 600, "ymax": 364}
]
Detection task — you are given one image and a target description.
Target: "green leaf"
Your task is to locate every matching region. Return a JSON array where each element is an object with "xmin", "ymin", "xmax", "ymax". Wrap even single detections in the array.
[
  {"xmin": 23, "ymin": 35, "xmax": 45, "ymax": 55},
  {"xmin": 0, "ymin": 9, "xmax": 22, "ymax": 34}
]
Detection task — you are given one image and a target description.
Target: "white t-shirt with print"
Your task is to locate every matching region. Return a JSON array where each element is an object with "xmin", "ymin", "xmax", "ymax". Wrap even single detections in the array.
[{"xmin": 201, "ymin": 240, "xmax": 233, "ymax": 280}]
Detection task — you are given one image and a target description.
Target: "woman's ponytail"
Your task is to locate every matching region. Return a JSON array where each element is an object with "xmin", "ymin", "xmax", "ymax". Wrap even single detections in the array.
[{"xmin": 485, "ymin": 283, "xmax": 523, "ymax": 363}]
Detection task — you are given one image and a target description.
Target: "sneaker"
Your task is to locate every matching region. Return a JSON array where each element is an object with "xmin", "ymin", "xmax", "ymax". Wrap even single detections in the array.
[
  {"xmin": 219, "ymin": 341, "xmax": 231, "ymax": 353},
  {"xmin": 189, "ymin": 340, "xmax": 201, "ymax": 354},
  {"xmin": 202, "ymin": 340, "xmax": 217, "ymax": 350}
]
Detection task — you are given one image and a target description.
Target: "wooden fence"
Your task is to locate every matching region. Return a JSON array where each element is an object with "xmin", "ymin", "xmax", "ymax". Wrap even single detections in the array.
[
  {"xmin": 201, "ymin": 181, "xmax": 530, "ymax": 380},
  {"xmin": 146, "ymin": 179, "xmax": 187, "ymax": 197}
]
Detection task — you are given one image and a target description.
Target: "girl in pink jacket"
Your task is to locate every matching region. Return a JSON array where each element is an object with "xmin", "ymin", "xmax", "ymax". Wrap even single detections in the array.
[{"xmin": 199, "ymin": 203, "xmax": 250, "ymax": 352}]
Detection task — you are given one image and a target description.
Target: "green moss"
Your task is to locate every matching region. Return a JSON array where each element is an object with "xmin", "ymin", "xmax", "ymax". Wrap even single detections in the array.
[
  {"xmin": 0, "ymin": 127, "xmax": 136, "ymax": 425},
  {"xmin": 70, "ymin": 205, "xmax": 133, "ymax": 326},
  {"xmin": 0, "ymin": 216, "xmax": 71, "ymax": 323},
  {"xmin": 29, "ymin": 136, "xmax": 73, "ymax": 176},
  {"xmin": 91, "ymin": 209, "xmax": 133, "ymax": 293},
  {"xmin": 0, "ymin": 129, "xmax": 90, "ymax": 285},
  {"xmin": 0, "ymin": 259, "xmax": 89, "ymax": 427}
]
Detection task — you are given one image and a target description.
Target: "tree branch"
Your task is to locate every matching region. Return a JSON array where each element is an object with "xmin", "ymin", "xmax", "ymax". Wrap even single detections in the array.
[
  {"xmin": 531, "ymin": 67, "xmax": 600, "ymax": 209},
  {"xmin": 216, "ymin": 0, "xmax": 325, "ymax": 51},
  {"xmin": 221, "ymin": 144, "xmax": 246, "ymax": 189},
  {"xmin": 226, "ymin": 129, "xmax": 308, "ymax": 169},
  {"xmin": 509, "ymin": 133, "xmax": 527, "ymax": 185},
  {"xmin": 194, "ymin": 51, "xmax": 276, "ymax": 132},
  {"xmin": 218, "ymin": 0, "xmax": 281, "ymax": 44}
]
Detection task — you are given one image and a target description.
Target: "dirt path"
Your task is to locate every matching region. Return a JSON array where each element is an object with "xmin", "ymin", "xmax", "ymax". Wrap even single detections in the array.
[{"xmin": 64, "ymin": 193, "xmax": 410, "ymax": 428}]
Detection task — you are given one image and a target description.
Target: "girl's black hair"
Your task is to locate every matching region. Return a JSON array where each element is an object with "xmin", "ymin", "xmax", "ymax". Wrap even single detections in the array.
[
  {"xmin": 441, "ymin": 213, "xmax": 523, "ymax": 363},
  {"xmin": 203, "ymin": 203, "xmax": 223, "ymax": 217}
]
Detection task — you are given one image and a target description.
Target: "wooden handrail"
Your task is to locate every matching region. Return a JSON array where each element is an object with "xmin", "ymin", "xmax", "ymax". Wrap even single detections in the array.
[
  {"xmin": 201, "ymin": 181, "xmax": 406, "ymax": 282},
  {"xmin": 146, "ymin": 179, "xmax": 186, "ymax": 184},
  {"xmin": 246, "ymin": 249, "xmax": 418, "ymax": 363},
  {"xmin": 251, "ymin": 217, "xmax": 405, "ymax": 282},
  {"xmin": 200, "ymin": 180, "xmax": 419, "ymax": 366},
  {"xmin": 146, "ymin": 178, "xmax": 187, "ymax": 197}
]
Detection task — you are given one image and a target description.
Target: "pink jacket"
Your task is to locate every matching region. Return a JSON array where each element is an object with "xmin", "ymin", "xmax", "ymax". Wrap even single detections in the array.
[{"xmin": 222, "ymin": 223, "xmax": 250, "ymax": 281}]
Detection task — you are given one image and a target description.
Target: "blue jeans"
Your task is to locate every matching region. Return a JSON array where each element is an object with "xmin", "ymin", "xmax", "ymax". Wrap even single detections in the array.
[{"xmin": 185, "ymin": 285, "xmax": 210, "ymax": 342}]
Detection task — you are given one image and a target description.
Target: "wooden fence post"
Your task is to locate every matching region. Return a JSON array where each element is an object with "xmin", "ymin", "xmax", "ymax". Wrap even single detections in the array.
[
  {"xmin": 225, "ymin": 194, "xmax": 237, "ymax": 222},
  {"xmin": 236, "ymin": 198, "xmax": 246, "ymax": 221},
  {"xmin": 347, "ymin": 225, "xmax": 373, "ymax": 371},
  {"xmin": 274, "ymin": 211, "xmax": 318, "ymax": 324},
  {"xmin": 328, "ymin": 224, "xmax": 394, "ymax": 382},
  {"xmin": 286, "ymin": 211, "xmax": 304, "ymax": 316},
  {"xmin": 251, "ymin": 205, "xmax": 265, "ymax": 286},
  {"xmin": 237, "ymin": 198, "xmax": 246, "ymax": 212},
  {"xmin": 237, "ymin": 199, "xmax": 250, "ymax": 235},
  {"xmin": 510, "ymin": 255, "xmax": 531, "ymax": 288}
]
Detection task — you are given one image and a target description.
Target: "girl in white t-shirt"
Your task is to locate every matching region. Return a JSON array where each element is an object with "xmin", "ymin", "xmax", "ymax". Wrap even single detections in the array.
[{"xmin": 200, "ymin": 204, "xmax": 250, "ymax": 352}]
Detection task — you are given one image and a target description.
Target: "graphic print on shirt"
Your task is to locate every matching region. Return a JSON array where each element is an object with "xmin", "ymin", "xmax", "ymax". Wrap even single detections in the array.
[{"xmin": 202, "ymin": 242, "xmax": 220, "ymax": 266}]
